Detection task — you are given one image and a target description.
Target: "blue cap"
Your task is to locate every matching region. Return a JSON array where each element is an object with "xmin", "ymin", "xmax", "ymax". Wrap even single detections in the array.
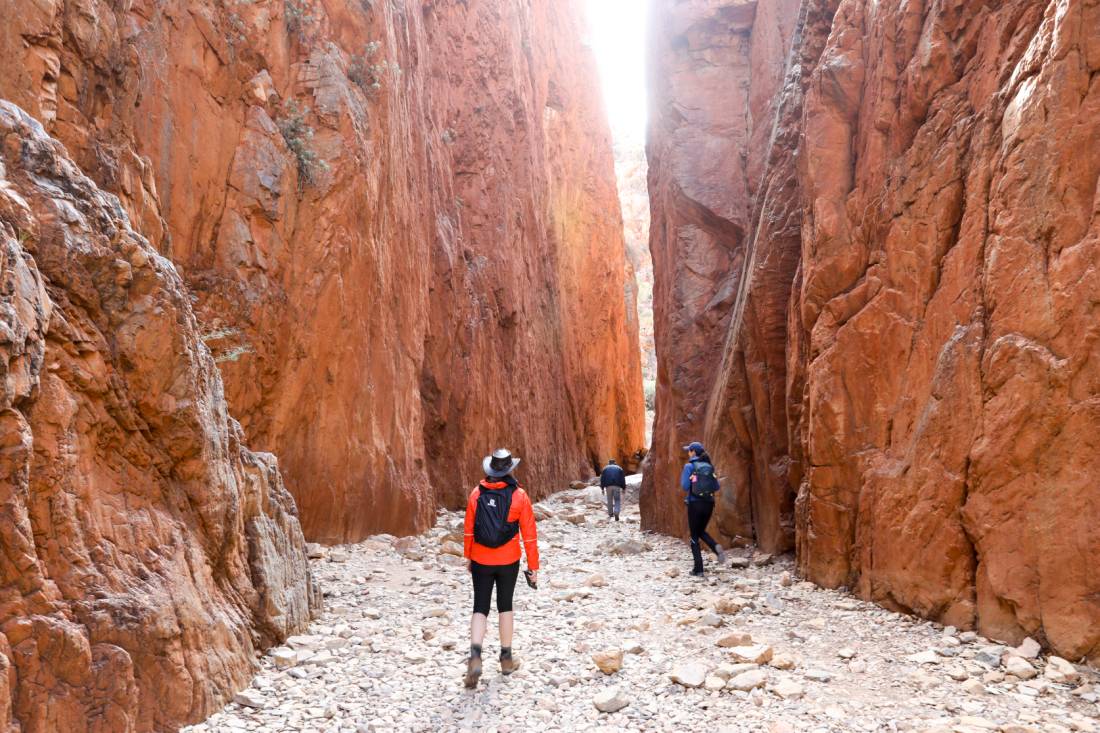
[{"xmin": 682, "ymin": 441, "xmax": 705, "ymax": 453}]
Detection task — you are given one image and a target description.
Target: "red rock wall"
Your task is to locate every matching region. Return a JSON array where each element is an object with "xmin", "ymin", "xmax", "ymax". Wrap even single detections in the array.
[
  {"xmin": 703, "ymin": 0, "xmax": 838, "ymax": 555},
  {"xmin": 0, "ymin": 0, "xmax": 644, "ymax": 543},
  {"xmin": 641, "ymin": 0, "xmax": 800, "ymax": 542},
  {"xmin": 418, "ymin": 0, "xmax": 646, "ymax": 509},
  {"xmin": 794, "ymin": 0, "xmax": 1100, "ymax": 662},
  {"xmin": 647, "ymin": 0, "xmax": 1100, "ymax": 661},
  {"xmin": 0, "ymin": 102, "xmax": 318, "ymax": 732}
]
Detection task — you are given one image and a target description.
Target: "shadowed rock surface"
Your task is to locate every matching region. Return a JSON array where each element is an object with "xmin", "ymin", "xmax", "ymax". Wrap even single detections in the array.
[
  {"xmin": 642, "ymin": 0, "xmax": 801, "ymax": 551},
  {"xmin": 0, "ymin": 0, "xmax": 645, "ymax": 544},
  {"xmin": 646, "ymin": 0, "xmax": 1100, "ymax": 661},
  {"xmin": 0, "ymin": 101, "xmax": 319, "ymax": 732}
]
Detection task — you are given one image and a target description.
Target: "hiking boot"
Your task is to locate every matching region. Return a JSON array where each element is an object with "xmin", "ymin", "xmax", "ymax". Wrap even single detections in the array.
[
  {"xmin": 463, "ymin": 656, "xmax": 482, "ymax": 688},
  {"xmin": 690, "ymin": 570, "xmax": 705, "ymax": 578},
  {"xmin": 716, "ymin": 544, "xmax": 727, "ymax": 564},
  {"xmin": 500, "ymin": 655, "xmax": 520, "ymax": 675},
  {"xmin": 614, "ymin": 513, "xmax": 620, "ymax": 521}
]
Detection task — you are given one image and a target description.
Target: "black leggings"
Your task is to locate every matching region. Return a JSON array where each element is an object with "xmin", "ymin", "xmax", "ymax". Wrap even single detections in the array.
[
  {"xmin": 687, "ymin": 500, "xmax": 719, "ymax": 573},
  {"xmin": 471, "ymin": 561, "xmax": 520, "ymax": 615}
]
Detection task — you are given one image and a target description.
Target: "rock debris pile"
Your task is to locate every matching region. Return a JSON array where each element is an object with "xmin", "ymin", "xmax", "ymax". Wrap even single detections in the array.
[{"xmin": 187, "ymin": 483, "xmax": 1098, "ymax": 733}]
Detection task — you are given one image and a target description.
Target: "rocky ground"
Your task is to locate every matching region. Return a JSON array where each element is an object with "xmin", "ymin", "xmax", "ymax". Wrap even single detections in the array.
[{"xmin": 185, "ymin": 478, "xmax": 1099, "ymax": 733}]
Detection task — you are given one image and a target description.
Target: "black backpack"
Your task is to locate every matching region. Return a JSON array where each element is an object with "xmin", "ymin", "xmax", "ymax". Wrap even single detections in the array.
[
  {"xmin": 690, "ymin": 461, "xmax": 719, "ymax": 499},
  {"xmin": 473, "ymin": 486, "xmax": 520, "ymax": 547}
]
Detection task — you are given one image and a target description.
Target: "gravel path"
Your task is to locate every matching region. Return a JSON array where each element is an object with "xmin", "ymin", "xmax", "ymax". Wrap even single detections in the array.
[{"xmin": 185, "ymin": 480, "xmax": 1098, "ymax": 733}]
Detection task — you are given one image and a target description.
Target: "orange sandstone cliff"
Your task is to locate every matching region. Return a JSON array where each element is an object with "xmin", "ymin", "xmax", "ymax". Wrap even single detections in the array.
[
  {"xmin": 418, "ymin": 1, "xmax": 645, "ymax": 511},
  {"xmin": 646, "ymin": 0, "xmax": 1100, "ymax": 661},
  {"xmin": 0, "ymin": 0, "xmax": 645, "ymax": 544},
  {"xmin": 0, "ymin": 101, "xmax": 318, "ymax": 732}
]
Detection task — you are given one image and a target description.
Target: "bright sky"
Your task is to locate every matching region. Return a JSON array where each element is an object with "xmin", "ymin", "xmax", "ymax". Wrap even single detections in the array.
[{"xmin": 583, "ymin": 0, "xmax": 649, "ymax": 145}]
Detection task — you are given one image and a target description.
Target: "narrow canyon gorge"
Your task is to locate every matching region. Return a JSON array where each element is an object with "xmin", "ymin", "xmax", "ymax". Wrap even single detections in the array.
[
  {"xmin": 643, "ymin": 0, "xmax": 1099, "ymax": 665},
  {"xmin": 0, "ymin": 0, "xmax": 641, "ymax": 728},
  {"xmin": 0, "ymin": 0, "xmax": 1097, "ymax": 730}
]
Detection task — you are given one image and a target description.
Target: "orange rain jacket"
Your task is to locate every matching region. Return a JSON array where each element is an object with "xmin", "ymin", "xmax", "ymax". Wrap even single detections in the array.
[{"xmin": 463, "ymin": 480, "xmax": 540, "ymax": 570}]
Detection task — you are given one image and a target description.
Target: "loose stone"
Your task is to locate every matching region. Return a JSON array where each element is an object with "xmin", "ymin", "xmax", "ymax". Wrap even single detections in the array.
[
  {"xmin": 593, "ymin": 687, "xmax": 630, "ymax": 713},
  {"xmin": 670, "ymin": 662, "xmax": 709, "ymax": 688},
  {"xmin": 592, "ymin": 650, "xmax": 624, "ymax": 675}
]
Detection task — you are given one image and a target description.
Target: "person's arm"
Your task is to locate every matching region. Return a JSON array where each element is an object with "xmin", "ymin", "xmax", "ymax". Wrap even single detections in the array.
[
  {"xmin": 680, "ymin": 462, "xmax": 693, "ymax": 492},
  {"xmin": 599, "ymin": 468, "xmax": 607, "ymax": 488},
  {"xmin": 518, "ymin": 491, "xmax": 539, "ymax": 572},
  {"xmin": 463, "ymin": 490, "xmax": 477, "ymax": 562}
]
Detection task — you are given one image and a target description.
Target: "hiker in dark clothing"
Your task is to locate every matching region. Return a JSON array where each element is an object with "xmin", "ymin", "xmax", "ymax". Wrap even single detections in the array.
[
  {"xmin": 599, "ymin": 458, "xmax": 626, "ymax": 520},
  {"xmin": 680, "ymin": 441, "xmax": 727, "ymax": 576}
]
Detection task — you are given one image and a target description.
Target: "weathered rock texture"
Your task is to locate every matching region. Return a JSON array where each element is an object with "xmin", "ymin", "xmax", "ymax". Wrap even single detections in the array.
[
  {"xmin": 0, "ymin": 102, "xmax": 318, "ymax": 732},
  {"xmin": 646, "ymin": 0, "xmax": 1100, "ymax": 662},
  {"xmin": 643, "ymin": 0, "xmax": 801, "ymax": 546},
  {"xmin": 0, "ymin": 0, "xmax": 644, "ymax": 543},
  {"xmin": 704, "ymin": 0, "xmax": 838, "ymax": 556}
]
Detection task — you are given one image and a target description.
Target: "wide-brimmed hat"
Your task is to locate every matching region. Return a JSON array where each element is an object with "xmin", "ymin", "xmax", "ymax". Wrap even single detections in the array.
[{"xmin": 483, "ymin": 448, "xmax": 521, "ymax": 478}]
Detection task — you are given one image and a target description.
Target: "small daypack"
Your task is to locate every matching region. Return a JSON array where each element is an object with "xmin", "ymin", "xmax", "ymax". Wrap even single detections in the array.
[
  {"xmin": 473, "ymin": 486, "xmax": 520, "ymax": 547},
  {"xmin": 690, "ymin": 461, "xmax": 719, "ymax": 499}
]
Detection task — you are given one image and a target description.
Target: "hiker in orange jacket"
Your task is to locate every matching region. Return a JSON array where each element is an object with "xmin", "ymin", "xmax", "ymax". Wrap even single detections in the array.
[{"xmin": 462, "ymin": 448, "xmax": 539, "ymax": 689}]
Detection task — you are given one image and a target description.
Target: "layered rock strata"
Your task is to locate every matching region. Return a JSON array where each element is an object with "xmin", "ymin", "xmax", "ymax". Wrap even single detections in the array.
[
  {"xmin": 0, "ymin": 102, "xmax": 318, "ymax": 732},
  {"xmin": 646, "ymin": 0, "xmax": 1100, "ymax": 661},
  {"xmin": 0, "ymin": 0, "xmax": 644, "ymax": 543}
]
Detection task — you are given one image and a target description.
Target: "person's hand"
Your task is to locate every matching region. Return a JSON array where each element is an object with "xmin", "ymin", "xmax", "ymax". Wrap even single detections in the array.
[{"xmin": 527, "ymin": 570, "xmax": 538, "ymax": 585}]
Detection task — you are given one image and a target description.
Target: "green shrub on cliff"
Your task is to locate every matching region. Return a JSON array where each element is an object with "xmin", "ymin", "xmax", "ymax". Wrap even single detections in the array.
[
  {"xmin": 276, "ymin": 100, "xmax": 327, "ymax": 188},
  {"xmin": 348, "ymin": 42, "xmax": 402, "ymax": 97}
]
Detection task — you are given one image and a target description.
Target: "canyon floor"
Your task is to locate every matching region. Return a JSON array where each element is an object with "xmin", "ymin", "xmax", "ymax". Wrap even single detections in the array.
[{"xmin": 185, "ymin": 481, "xmax": 1099, "ymax": 733}]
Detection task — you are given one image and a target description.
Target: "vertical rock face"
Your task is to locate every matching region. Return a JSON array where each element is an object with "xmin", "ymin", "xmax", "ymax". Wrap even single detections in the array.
[
  {"xmin": 794, "ymin": 0, "xmax": 1100, "ymax": 661},
  {"xmin": 417, "ymin": 0, "xmax": 646, "ymax": 509},
  {"xmin": 0, "ymin": 102, "xmax": 318, "ymax": 732},
  {"xmin": 642, "ymin": 0, "xmax": 800, "ymax": 543},
  {"xmin": 0, "ymin": 0, "xmax": 644, "ymax": 543},
  {"xmin": 647, "ymin": 0, "xmax": 1100, "ymax": 661},
  {"xmin": 703, "ymin": 0, "xmax": 838, "ymax": 555},
  {"xmin": 614, "ymin": 140, "xmax": 655, "ymax": 396}
]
